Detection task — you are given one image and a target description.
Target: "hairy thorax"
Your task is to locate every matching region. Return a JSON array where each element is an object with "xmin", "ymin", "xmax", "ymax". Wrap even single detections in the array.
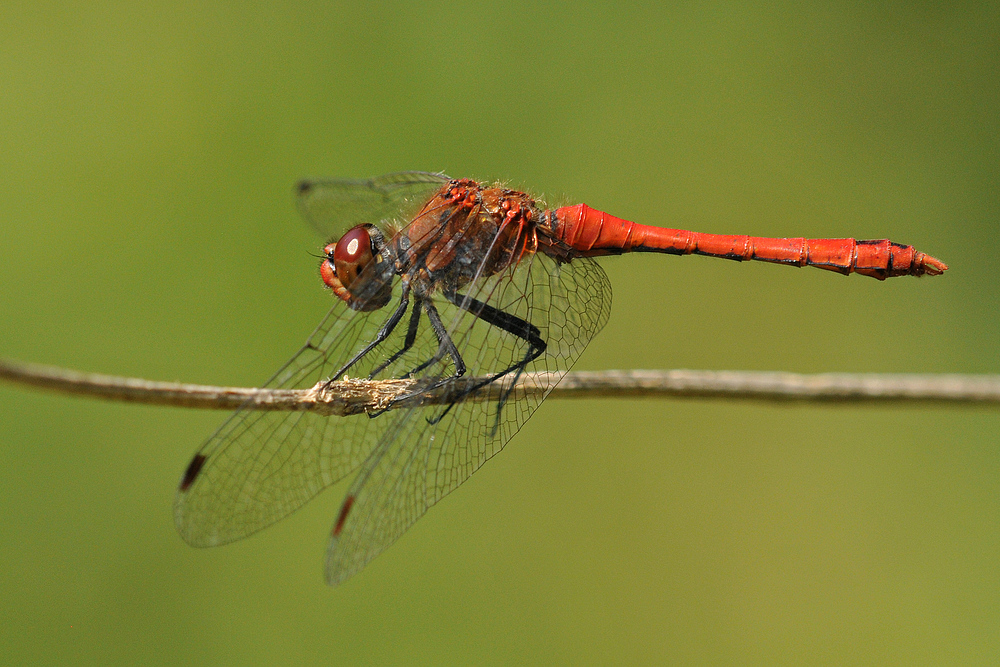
[{"xmin": 401, "ymin": 179, "xmax": 543, "ymax": 293}]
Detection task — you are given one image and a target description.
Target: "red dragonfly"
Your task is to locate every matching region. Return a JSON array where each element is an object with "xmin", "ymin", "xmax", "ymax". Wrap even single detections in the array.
[{"xmin": 174, "ymin": 172, "xmax": 947, "ymax": 585}]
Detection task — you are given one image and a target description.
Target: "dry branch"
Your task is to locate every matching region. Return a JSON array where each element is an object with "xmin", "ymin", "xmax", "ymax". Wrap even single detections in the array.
[{"xmin": 2, "ymin": 358, "xmax": 999, "ymax": 412}]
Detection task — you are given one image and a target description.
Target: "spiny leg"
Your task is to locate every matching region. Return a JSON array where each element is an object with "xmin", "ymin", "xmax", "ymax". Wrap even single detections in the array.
[
  {"xmin": 426, "ymin": 290, "xmax": 547, "ymax": 427},
  {"xmin": 399, "ymin": 293, "xmax": 480, "ymax": 380},
  {"xmin": 325, "ymin": 285, "xmax": 411, "ymax": 387},
  {"xmin": 368, "ymin": 295, "xmax": 423, "ymax": 378},
  {"xmin": 417, "ymin": 298, "xmax": 466, "ymax": 379},
  {"xmin": 445, "ymin": 290, "xmax": 546, "ymax": 383},
  {"xmin": 368, "ymin": 296, "xmax": 469, "ymax": 420}
]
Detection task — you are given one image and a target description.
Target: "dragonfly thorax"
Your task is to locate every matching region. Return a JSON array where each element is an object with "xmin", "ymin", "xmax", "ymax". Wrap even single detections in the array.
[{"xmin": 402, "ymin": 180, "xmax": 540, "ymax": 292}]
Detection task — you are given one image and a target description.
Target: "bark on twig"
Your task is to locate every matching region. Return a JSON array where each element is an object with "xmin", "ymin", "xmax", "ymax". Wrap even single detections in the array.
[{"xmin": 2, "ymin": 358, "xmax": 998, "ymax": 412}]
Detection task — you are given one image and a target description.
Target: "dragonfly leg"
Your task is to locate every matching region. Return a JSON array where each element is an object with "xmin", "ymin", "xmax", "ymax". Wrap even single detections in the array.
[
  {"xmin": 411, "ymin": 298, "xmax": 466, "ymax": 378},
  {"xmin": 367, "ymin": 297, "xmax": 423, "ymax": 378},
  {"xmin": 327, "ymin": 284, "xmax": 411, "ymax": 385},
  {"xmin": 365, "ymin": 294, "xmax": 474, "ymax": 419},
  {"xmin": 445, "ymin": 290, "xmax": 546, "ymax": 381},
  {"xmin": 365, "ymin": 297, "xmax": 469, "ymax": 419},
  {"xmin": 426, "ymin": 290, "xmax": 547, "ymax": 428}
]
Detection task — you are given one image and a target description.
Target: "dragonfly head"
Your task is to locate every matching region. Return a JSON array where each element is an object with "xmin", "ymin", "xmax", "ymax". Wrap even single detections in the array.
[{"xmin": 320, "ymin": 224, "xmax": 394, "ymax": 311}]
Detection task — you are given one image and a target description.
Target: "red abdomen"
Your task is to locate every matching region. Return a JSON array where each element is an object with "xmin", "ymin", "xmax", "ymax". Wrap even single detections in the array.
[{"xmin": 551, "ymin": 203, "xmax": 947, "ymax": 280}]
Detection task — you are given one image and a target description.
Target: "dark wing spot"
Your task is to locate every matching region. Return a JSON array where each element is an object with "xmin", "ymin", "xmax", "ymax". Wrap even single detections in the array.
[
  {"xmin": 179, "ymin": 454, "xmax": 207, "ymax": 492},
  {"xmin": 333, "ymin": 495, "xmax": 356, "ymax": 537},
  {"xmin": 296, "ymin": 180, "xmax": 313, "ymax": 195}
]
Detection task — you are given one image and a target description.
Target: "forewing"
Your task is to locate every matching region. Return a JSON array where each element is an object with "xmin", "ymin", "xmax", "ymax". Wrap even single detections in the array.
[
  {"xmin": 296, "ymin": 171, "xmax": 450, "ymax": 238},
  {"xmin": 324, "ymin": 251, "xmax": 612, "ymax": 585}
]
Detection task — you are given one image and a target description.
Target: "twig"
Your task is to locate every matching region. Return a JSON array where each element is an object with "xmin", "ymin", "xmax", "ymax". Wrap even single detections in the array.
[{"xmin": 2, "ymin": 358, "xmax": 998, "ymax": 412}]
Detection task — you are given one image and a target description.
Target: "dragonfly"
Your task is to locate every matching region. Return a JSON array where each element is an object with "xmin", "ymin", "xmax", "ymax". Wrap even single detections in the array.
[{"xmin": 174, "ymin": 171, "xmax": 947, "ymax": 585}]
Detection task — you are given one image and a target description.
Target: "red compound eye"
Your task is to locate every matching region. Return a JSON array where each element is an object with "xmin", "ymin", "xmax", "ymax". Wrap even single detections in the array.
[{"xmin": 332, "ymin": 225, "xmax": 374, "ymax": 289}]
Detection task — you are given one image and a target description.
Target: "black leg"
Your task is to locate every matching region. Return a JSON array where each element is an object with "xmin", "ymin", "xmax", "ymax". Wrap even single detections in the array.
[
  {"xmin": 367, "ymin": 296, "xmax": 469, "ymax": 420},
  {"xmin": 368, "ymin": 296, "xmax": 423, "ymax": 378},
  {"xmin": 418, "ymin": 299, "xmax": 466, "ymax": 378},
  {"xmin": 424, "ymin": 290, "xmax": 547, "ymax": 428},
  {"xmin": 326, "ymin": 285, "xmax": 411, "ymax": 385},
  {"xmin": 444, "ymin": 290, "xmax": 546, "ymax": 381}
]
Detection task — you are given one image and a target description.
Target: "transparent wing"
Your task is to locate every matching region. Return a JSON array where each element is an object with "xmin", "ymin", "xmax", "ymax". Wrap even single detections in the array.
[
  {"xmin": 323, "ymin": 251, "xmax": 612, "ymax": 585},
  {"xmin": 296, "ymin": 171, "xmax": 450, "ymax": 238}
]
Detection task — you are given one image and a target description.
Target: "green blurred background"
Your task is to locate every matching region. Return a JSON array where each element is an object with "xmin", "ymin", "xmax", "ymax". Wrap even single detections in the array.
[{"xmin": 1, "ymin": 2, "xmax": 997, "ymax": 664}]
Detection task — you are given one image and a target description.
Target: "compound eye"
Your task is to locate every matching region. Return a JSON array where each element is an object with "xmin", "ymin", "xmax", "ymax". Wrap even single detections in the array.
[{"xmin": 332, "ymin": 225, "xmax": 374, "ymax": 289}]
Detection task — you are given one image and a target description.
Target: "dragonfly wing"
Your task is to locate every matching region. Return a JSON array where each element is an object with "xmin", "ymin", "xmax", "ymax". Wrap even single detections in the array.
[
  {"xmin": 324, "ymin": 251, "xmax": 612, "ymax": 585},
  {"xmin": 296, "ymin": 171, "xmax": 450, "ymax": 238}
]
